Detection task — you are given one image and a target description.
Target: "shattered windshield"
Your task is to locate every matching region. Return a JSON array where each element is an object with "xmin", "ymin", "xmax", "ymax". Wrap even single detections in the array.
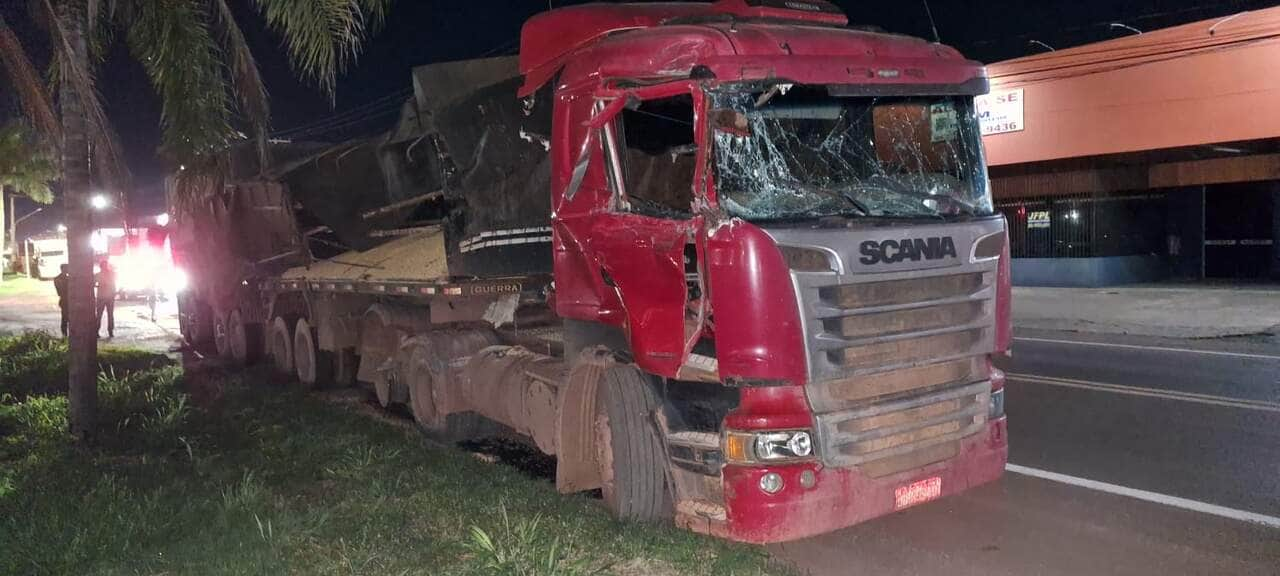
[{"xmin": 710, "ymin": 86, "xmax": 993, "ymax": 221}]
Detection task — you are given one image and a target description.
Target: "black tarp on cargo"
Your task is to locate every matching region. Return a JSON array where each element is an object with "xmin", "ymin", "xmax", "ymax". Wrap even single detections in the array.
[{"xmin": 414, "ymin": 57, "xmax": 554, "ymax": 278}]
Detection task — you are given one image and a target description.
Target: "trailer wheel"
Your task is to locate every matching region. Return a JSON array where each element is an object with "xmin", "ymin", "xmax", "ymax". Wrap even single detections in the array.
[
  {"xmin": 595, "ymin": 366, "xmax": 671, "ymax": 522},
  {"xmin": 228, "ymin": 309, "xmax": 262, "ymax": 366},
  {"xmin": 214, "ymin": 311, "xmax": 231, "ymax": 359},
  {"xmin": 402, "ymin": 330, "xmax": 496, "ymax": 434},
  {"xmin": 293, "ymin": 318, "xmax": 333, "ymax": 389},
  {"xmin": 332, "ymin": 348, "xmax": 359, "ymax": 388},
  {"xmin": 181, "ymin": 297, "xmax": 215, "ymax": 350},
  {"xmin": 268, "ymin": 316, "xmax": 295, "ymax": 376}
]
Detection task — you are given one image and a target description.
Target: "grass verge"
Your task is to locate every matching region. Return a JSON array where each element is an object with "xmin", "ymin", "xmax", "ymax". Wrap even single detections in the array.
[
  {"xmin": 0, "ymin": 275, "xmax": 47, "ymax": 298},
  {"xmin": 0, "ymin": 332, "xmax": 785, "ymax": 575}
]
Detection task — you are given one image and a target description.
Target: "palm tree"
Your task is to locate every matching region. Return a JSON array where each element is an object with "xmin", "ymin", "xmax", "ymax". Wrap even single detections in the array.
[
  {"xmin": 0, "ymin": 123, "xmax": 59, "ymax": 278},
  {"xmin": 0, "ymin": 0, "xmax": 390, "ymax": 440}
]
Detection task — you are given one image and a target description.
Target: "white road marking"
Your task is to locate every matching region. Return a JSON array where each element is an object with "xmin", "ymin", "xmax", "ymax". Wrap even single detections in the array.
[
  {"xmin": 1014, "ymin": 336, "xmax": 1280, "ymax": 361},
  {"xmin": 1005, "ymin": 463, "xmax": 1280, "ymax": 529},
  {"xmin": 1008, "ymin": 373, "xmax": 1280, "ymax": 413}
]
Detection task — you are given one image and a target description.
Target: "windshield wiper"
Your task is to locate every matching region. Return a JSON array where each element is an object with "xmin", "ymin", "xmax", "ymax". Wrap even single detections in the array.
[
  {"xmin": 854, "ymin": 175, "xmax": 979, "ymax": 216},
  {"xmin": 785, "ymin": 180, "xmax": 870, "ymax": 216}
]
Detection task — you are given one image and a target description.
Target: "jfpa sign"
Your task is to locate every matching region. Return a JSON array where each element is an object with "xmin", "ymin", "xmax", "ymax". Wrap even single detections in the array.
[{"xmin": 976, "ymin": 88, "xmax": 1024, "ymax": 135}]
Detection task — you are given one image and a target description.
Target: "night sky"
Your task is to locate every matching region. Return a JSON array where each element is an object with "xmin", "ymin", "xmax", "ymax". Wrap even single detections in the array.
[{"xmin": 0, "ymin": 0, "xmax": 1272, "ymax": 233}]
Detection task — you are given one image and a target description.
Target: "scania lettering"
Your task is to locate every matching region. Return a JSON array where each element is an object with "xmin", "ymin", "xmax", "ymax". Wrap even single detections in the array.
[
  {"xmin": 171, "ymin": 0, "xmax": 1012, "ymax": 544},
  {"xmin": 859, "ymin": 237, "xmax": 959, "ymax": 265}
]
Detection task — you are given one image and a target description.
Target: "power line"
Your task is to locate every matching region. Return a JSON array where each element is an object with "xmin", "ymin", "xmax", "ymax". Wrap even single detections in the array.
[
  {"xmin": 271, "ymin": 87, "xmax": 413, "ymax": 139},
  {"xmin": 967, "ymin": 1, "xmax": 1254, "ymax": 47},
  {"xmin": 272, "ymin": 89, "xmax": 410, "ymax": 138}
]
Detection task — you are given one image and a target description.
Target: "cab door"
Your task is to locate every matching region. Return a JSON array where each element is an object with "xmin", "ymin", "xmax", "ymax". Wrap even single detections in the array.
[{"xmin": 585, "ymin": 91, "xmax": 704, "ymax": 377}]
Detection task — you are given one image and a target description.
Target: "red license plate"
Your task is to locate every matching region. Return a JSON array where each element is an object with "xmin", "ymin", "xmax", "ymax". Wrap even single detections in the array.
[{"xmin": 894, "ymin": 476, "xmax": 942, "ymax": 510}]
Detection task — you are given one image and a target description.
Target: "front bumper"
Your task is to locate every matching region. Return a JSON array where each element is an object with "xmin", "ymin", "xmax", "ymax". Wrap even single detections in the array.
[{"xmin": 685, "ymin": 418, "xmax": 1007, "ymax": 544}]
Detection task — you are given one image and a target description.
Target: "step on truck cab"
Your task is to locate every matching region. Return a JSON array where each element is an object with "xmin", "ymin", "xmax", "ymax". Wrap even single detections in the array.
[{"xmin": 173, "ymin": 0, "xmax": 1010, "ymax": 544}]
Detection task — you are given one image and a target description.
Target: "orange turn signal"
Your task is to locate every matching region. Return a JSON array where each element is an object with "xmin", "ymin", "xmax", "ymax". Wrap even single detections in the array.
[{"xmin": 724, "ymin": 433, "xmax": 752, "ymax": 463}]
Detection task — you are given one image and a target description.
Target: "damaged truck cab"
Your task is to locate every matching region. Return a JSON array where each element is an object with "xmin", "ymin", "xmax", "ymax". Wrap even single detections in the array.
[
  {"xmin": 529, "ymin": 1, "xmax": 1011, "ymax": 541},
  {"xmin": 176, "ymin": 0, "xmax": 1011, "ymax": 546}
]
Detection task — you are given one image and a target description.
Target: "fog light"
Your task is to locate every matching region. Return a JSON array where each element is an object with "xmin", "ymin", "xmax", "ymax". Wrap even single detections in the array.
[
  {"xmin": 799, "ymin": 469, "xmax": 817, "ymax": 489},
  {"xmin": 760, "ymin": 472, "xmax": 784, "ymax": 494}
]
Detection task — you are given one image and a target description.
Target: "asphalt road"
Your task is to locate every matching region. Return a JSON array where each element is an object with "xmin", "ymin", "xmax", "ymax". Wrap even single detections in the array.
[
  {"xmin": 0, "ymin": 276, "xmax": 181, "ymax": 353},
  {"xmin": 773, "ymin": 329, "xmax": 1280, "ymax": 576}
]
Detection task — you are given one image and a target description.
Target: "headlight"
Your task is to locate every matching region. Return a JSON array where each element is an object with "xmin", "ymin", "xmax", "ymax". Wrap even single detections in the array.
[{"xmin": 725, "ymin": 430, "xmax": 816, "ymax": 463}]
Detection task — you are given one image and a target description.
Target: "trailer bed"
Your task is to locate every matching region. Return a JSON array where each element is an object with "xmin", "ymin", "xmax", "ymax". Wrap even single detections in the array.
[
  {"xmin": 281, "ymin": 229, "xmax": 448, "ymax": 283},
  {"xmin": 263, "ymin": 228, "xmax": 548, "ymax": 300}
]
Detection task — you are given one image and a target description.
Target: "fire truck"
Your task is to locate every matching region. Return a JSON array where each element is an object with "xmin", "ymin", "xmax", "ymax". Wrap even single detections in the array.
[{"xmin": 172, "ymin": 0, "xmax": 1011, "ymax": 543}]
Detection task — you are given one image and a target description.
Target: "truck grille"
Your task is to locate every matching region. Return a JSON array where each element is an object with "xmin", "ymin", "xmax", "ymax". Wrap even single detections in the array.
[{"xmin": 797, "ymin": 269, "xmax": 997, "ymax": 474}]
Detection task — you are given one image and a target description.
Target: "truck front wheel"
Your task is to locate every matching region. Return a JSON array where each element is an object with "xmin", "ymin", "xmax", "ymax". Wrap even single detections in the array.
[{"xmin": 595, "ymin": 366, "xmax": 672, "ymax": 522}]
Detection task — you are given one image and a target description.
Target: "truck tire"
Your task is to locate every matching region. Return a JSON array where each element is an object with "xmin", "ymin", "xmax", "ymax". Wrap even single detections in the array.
[
  {"xmin": 214, "ymin": 311, "xmax": 231, "ymax": 359},
  {"xmin": 595, "ymin": 366, "xmax": 671, "ymax": 522},
  {"xmin": 401, "ymin": 330, "xmax": 496, "ymax": 434},
  {"xmin": 293, "ymin": 318, "xmax": 333, "ymax": 389},
  {"xmin": 228, "ymin": 309, "xmax": 262, "ymax": 366},
  {"xmin": 331, "ymin": 348, "xmax": 359, "ymax": 388},
  {"xmin": 268, "ymin": 316, "xmax": 295, "ymax": 377},
  {"xmin": 182, "ymin": 298, "xmax": 215, "ymax": 350}
]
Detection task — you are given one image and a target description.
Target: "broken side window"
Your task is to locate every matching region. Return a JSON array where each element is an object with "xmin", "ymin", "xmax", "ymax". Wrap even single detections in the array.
[{"xmin": 612, "ymin": 94, "xmax": 697, "ymax": 219}]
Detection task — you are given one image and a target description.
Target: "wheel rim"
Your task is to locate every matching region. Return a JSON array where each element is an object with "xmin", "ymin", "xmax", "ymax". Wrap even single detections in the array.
[
  {"xmin": 294, "ymin": 320, "xmax": 317, "ymax": 387},
  {"xmin": 406, "ymin": 342, "xmax": 441, "ymax": 429},
  {"xmin": 270, "ymin": 318, "xmax": 293, "ymax": 375},
  {"xmin": 373, "ymin": 370, "xmax": 393, "ymax": 407}
]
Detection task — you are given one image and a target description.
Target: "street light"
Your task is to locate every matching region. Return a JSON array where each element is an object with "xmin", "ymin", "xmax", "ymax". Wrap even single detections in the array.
[{"xmin": 90, "ymin": 194, "xmax": 110, "ymax": 210}]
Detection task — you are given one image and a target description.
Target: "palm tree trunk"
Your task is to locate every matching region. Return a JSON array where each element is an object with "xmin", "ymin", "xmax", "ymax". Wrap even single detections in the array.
[{"xmin": 58, "ymin": 0, "xmax": 98, "ymax": 441}]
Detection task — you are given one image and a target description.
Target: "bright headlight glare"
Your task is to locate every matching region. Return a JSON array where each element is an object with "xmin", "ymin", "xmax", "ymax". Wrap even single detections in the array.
[{"xmin": 167, "ymin": 268, "xmax": 190, "ymax": 294}]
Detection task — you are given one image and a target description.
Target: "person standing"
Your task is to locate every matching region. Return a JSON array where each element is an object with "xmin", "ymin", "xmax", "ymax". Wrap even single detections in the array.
[
  {"xmin": 54, "ymin": 264, "xmax": 70, "ymax": 337},
  {"xmin": 95, "ymin": 258, "xmax": 116, "ymax": 339}
]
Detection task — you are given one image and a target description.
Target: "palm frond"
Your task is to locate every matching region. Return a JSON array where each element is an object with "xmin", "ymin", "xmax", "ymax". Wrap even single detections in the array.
[
  {"xmin": 251, "ymin": 0, "xmax": 392, "ymax": 102},
  {"xmin": 0, "ymin": 123, "xmax": 59, "ymax": 204},
  {"xmin": 211, "ymin": 0, "xmax": 269, "ymax": 127},
  {"xmin": 210, "ymin": 0, "xmax": 270, "ymax": 167},
  {"xmin": 0, "ymin": 13, "xmax": 61, "ymax": 146},
  {"xmin": 126, "ymin": 0, "xmax": 234, "ymax": 163}
]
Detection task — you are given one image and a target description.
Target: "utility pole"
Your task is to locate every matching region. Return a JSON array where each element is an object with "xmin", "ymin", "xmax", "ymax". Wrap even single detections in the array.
[
  {"xmin": 8, "ymin": 194, "xmax": 20, "ymax": 277},
  {"xmin": 1, "ymin": 185, "xmax": 6, "ymax": 282}
]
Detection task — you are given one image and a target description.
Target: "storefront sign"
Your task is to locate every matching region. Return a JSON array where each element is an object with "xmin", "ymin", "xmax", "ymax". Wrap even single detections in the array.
[
  {"xmin": 1027, "ymin": 210, "xmax": 1050, "ymax": 229},
  {"xmin": 976, "ymin": 88, "xmax": 1024, "ymax": 135}
]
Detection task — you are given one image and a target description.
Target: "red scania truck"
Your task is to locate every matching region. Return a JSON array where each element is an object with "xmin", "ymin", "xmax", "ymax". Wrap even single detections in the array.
[{"xmin": 172, "ymin": 0, "xmax": 1011, "ymax": 543}]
